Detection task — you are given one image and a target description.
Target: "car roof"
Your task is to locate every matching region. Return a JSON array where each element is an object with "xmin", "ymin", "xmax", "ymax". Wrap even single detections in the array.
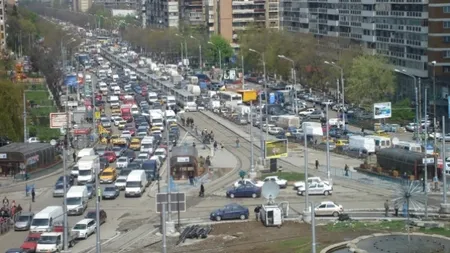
[
  {"xmin": 77, "ymin": 218, "xmax": 94, "ymax": 225},
  {"xmin": 319, "ymin": 201, "xmax": 336, "ymax": 205},
  {"xmin": 103, "ymin": 167, "xmax": 115, "ymax": 172}
]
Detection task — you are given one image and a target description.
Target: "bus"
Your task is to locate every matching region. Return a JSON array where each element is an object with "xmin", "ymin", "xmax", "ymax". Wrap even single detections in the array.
[
  {"xmin": 218, "ymin": 91, "xmax": 242, "ymax": 105},
  {"xmin": 393, "ymin": 141, "xmax": 421, "ymax": 152}
]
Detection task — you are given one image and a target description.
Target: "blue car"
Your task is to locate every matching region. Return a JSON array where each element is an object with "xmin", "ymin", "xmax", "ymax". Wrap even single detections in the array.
[
  {"xmin": 56, "ymin": 175, "xmax": 74, "ymax": 186},
  {"xmin": 210, "ymin": 203, "xmax": 249, "ymax": 221},
  {"xmin": 226, "ymin": 185, "xmax": 261, "ymax": 198}
]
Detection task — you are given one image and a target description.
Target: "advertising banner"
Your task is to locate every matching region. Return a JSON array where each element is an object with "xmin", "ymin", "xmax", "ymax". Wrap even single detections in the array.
[
  {"xmin": 264, "ymin": 139, "xmax": 288, "ymax": 159},
  {"xmin": 373, "ymin": 102, "xmax": 392, "ymax": 119}
]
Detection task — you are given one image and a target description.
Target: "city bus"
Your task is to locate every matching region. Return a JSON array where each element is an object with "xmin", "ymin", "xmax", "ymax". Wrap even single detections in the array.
[{"xmin": 218, "ymin": 91, "xmax": 242, "ymax": 105}]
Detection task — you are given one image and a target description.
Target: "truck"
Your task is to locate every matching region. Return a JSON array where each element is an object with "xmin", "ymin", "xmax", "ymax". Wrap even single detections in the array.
[
  {"xmin": 348, "ymin": 135, "xmax": 376, "ymax": 154},
  {"xmin": 277, "ymin": 115, "xmax": 301, "ymax": 129},
  {"xmin": 167, "ymin": 96, "xmax": 176, "ymax": 108},
  {"xmin": 121, "ymin": 104, "xmax": 133, "ymax": 122},
  {"xmin": 66, "ymin": 186, "xmax": 89, "ymax": 215},
  {"xmin": 165, "ymin": 110, "xmax": 177, "ymax": 124},
  {"xmin": 302, "ymin": 122, "xmax": 323, "ymax": 136},
  {"xmin": 77, "ymin": 155, "xmax": 99, "ymax": 185},
  {"xmin": 35, "ymin": 232, "xmax": 78, "ymax": 253},
  {"xmin": 237, "ymin": 90, "xmax": 258, "ymax": 103}
]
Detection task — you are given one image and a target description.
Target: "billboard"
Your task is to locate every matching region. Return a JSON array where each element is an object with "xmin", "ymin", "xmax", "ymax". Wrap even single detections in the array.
[
  {"xmin": 373, "ymin": 102, "xmax": 392, "ymax": 119},
  {"xmin": 49, "ymin": 113, "xmax": 69, "ymax": 129},
  {"xmin": 265, "ymin": 139, "xmax": 288, "ymax": 159}
]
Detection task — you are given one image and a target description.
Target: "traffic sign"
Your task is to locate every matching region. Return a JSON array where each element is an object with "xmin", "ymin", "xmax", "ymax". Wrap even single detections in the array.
[
  {"xmin": 50, "ymin": 113, "xmax": 69, "ymax": 129},
  {"xmin": 156, "ymin": 192, "xmax": 186, "ymax": 213},
  {"xmin": 95, "ymin": 111, "xmax": 101, "ymax": 119}
]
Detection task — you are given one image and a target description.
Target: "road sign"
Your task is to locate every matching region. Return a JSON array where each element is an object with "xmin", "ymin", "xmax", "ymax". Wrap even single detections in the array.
[
  {"xmin": 156, "ymin": 192, "xmax": 186, "ymax": 213},
  {"xmin": 50, "ymin": 113, "xmax": 69, "ymax": 129},
  {"xmin": 264, "ymin": 139, "xmax": 288, "ymax": 159},
  {"xmin": 95, "ymin": 111, "xmax": 101, "ymax": 119}
]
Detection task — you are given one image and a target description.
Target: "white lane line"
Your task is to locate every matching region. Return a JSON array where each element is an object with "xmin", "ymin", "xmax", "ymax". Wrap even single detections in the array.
[{"xmin": 83, "ymin": 232, "xmax": 123, "ymax": 253}]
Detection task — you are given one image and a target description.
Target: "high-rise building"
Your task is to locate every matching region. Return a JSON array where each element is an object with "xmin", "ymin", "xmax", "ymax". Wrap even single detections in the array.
[
  {"xmin": 147, "ymin": 0, "xmax": 180, "ymax": 28},
  {"xmin": 72, "ymin": 0, "xmax": 92, "ymax": 12},
  {"xmin": 94, "ymin": 0, "xmax": 140, "ymax": 10},
  {"xmin": 0, "ymin": 0, "xmax": 6, "ymax": 50}
]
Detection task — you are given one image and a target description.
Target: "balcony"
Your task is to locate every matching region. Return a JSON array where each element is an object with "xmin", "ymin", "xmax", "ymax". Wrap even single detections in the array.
[
  {"xmin": 361, "ymin": 22, "xmax": 375, "ymax": 29},
  {"xmin": 318, "ymin": 8, "xmax": 327, "ymax": 13},
  {"xmin": 318, "ymin": 19, "xmax": 327, "ymax": 24},
  {"xmin": 254, "ymin": 8, "xmax": 265, "ymax": 13},
  {"xmin": 327, "ymin": 20, "xmax": 338, "ymax": 26},
  {"xmin": 390, "ymin": 38, "xmax": 404, "ymax": 44},
  {"xmin": 233, "ymin": 9, "xmax": 254, "ymax": 14},
  {"xmin": 361, "ymin": 0, "xmax": 375, "ymax": 3},
  {"xmin": 362, "ymin": 35, "xmax": 376, "ymax": 42},
  {"xmin": 299, "ymin": 17, "xmax": 309, "ymax": 23},
  {"xmin": 361, "ymin": 10, "xmax": 375, "ymax": 16},
  {"xmin": 233, "ymin": 17, "xmax": 255, "ymax": 22},
  {"xmin": 327, "ymin": 9, "xmax": 338, "ymax": 15},
  {"xmin": 328, "ymin": 31, "xmax": 339, "ymax": 37},
  {"xmin": 232, "ymin": 1, "xmax": 255, "ymax": 5}
]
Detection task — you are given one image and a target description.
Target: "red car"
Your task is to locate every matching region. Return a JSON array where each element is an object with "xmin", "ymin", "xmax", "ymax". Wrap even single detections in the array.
[
  {"xmin": 21, "ymin": 233, "xmax": 41, "ymax": 253},
  {"xmin": 103, "ymin": 151, "xmax": 117, "ymax": 163},
  {"xmin": 125, "ymin": 126, "xmax": 136, "ymax": 136}
]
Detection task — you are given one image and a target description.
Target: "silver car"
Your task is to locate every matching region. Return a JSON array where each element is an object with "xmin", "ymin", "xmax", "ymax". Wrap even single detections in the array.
[
  {"xmin": 53, "ymin": 184, "xmax": 69, "ymax": 197},
  {"xmin": 14, "ymin": 212, "xmax": 34, "ymax": 231}
]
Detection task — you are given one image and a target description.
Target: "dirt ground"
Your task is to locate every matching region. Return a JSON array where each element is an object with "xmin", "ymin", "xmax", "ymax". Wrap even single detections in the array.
[{"xmin": 151, "ymin": 221, "xmax": 376, "ymax": 253}]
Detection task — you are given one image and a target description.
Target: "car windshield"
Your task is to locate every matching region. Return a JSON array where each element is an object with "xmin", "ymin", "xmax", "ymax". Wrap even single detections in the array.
[
  {"xmin": 73, "ymin": 224, "xmax": 87, "ymax": 230},
  {"xmin": 126, "ymin": 181, "xmax": 141, "ymax": 187},
  {"xmin": 79, "ymin": 170, "xmax": 91, "ymax": 176},
  {"xmin": 105, "ymin": 187, "xmax": 116, "ymax": 192},
  {"xmin": 26, "ymin": 236, "xmax": 39, "ymax": 242},
  {"xmin": 142, "ymin": 144, "xmax": 152, "ymax": 149},
  {"xmin": 102, "ymin": 172, "xmax": 113, "ymax": 177},
  {"xmin": 101, "ymin": 119, "xmax": 109, "ymax": 123},
  {"xmin": 118, "ymin": 158, "xmax": 127, "ymax": 162},
  {"xmin": 154, "ymin": 151, "xmax": 164, "ymax": 156},
  {"xmin": 86, "ymin": 185, "xmax": 93, "ymax": 191},
  {"xmin": 17, "ymin": 215, "xmax": 30, "ymax": 222},
  {"xmin": 138, "ymin": 154, "xmax": 147, "ymax": 159},
  {"xmin": 97, "ymin": 148, "xmax": 106, "ymax": 153},
  {"xmin": 86, "ymin": 212, "xmax": 95, "ymax": 219},
  {"xmin": 116, "ymin": 178, "xmax": 127, "ymax": 183},
  {"xmin": 37, "ymin": 235, "xmax": 57, "ymax": 244},
  {"xmin": 67, "ymin": 197, "xmax": 81, "ymax": 205},
  {"xmin": 31, "ymin": 218, "xmax": 49, "ymax": 226},
  {"xmin": 55, "ymin": 185, "xmax": 64, "ymax": 190},
  {"xmin": 119, "ymin": 170, "xmax": 132, "ymax": 176}
]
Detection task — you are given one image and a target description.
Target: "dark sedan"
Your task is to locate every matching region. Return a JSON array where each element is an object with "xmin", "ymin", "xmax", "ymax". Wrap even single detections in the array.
[
  {"xmin": 56, "ymin": 175, "xmax": 74, "ymax": 186},
  {"xmin": 226, "ymin": 185, "xmax": 261, "ymax": 198},
  {"xmin": 210, "ymin": 203, "xmax": 249, "ymax": 221},
  {"xmin": 85, "ymin": 209, "xmax": 107, "ymax": 225}
]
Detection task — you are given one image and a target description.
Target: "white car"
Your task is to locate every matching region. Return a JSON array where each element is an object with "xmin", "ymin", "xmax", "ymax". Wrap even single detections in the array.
[
  {"xmin": 299, "ymin": 108, "xmax": 316, "ymax": 116},
  {"xmin": 293, "ymin": 177, "xmax": 331, "ymax": 190},
  {"xmin": 137, "ymin": 153, "xmax": 150, "ymax": 161},
  {"xmin": 121, "ymin": 130, "xmax": 132, "ymax": 139},
  {"xmin": 101, "ymin": 117, "xmax": 111, "ymax": 128},
  {"xmin": 297, "ymin": 182, "xmax": 333, "ymax": 196},
  {"xmin": 268, "ymin": 126, "xmax": 283, "ymax": 135},
  {"xmin": 233, "ymin": 179, "xmax": 264, "ymax": 188},
  {"xmin": 113, "ymin": 117, "xmax": 123, "ymax": 126},
  {"xmin": 27, "ymin": 137, "xmax": 40, "ymax": 143},
  {"xmin": 261, "ymin": 124, "xmax": 276, "ymax": 132},
  {"xmin": 115, "ymin": 176, "xmax": 127, "ymax": 190},
  {"xmin": 116, "ymin": 157, "xmax": 129, "ymax": 168},
  {"xmin": 314, "ymin": 201, "xmax": 344, "ymax": 217},
  {"xmin": 72, "ymin": 219, "xmax": 96, "ymax": 239},
  {"xmin": 263, "ymin": 176, "xmax": 288, "ymax": 188},
  {"xmin": 153, "ymin": 148, "xmax": 167, "ymax": 160},
  {"xmin": 150, "ymin": 155, "xmax": 162, "ymax": 168}
]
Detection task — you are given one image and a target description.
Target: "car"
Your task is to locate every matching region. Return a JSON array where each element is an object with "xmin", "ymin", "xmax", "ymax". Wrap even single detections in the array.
[
  {"xmin": 116, "ymin": 157, "xmax": 129, "ymax": 168},
  {"xmin": 299, "ymin": 108, "xmax": 316, "ymax": 116},
  {"xmin": 153, "ymin": 148, "xmax": 167, "ymax": 160},
  {"xmin": 308, "ymin": 110, "xmax": 325, "ymax": 119},
  {"xmin": 56, "ymin": 175, "xmax": 74, "ymax": 186},
  {"xmin": 226, "ymin": 185, "xmax": 261, "ymax": 198},
  {"xmin": 26, "ymin": 137, "xmax": 40, "ymax": 143},
  {"xmin": 268, "ymin": 126, "xmax": 284, "ymax": 135},
  {"xmin": 86, "ymin": 183, "xmax": 95, "ymax": 199},
  {"xmin": 99, "ymin": 167, "xmax": 117, "ymax": 184},
  {"xmin": 95, "ymin": 146, "xmax": 109, "ymax": 156},
  {"xmin": 210, "ymin": 203, "xmax": 249, "ymax": 221},
  {"xmin": 20, "ymin": 232, "xmax": 40, "ymax": 252},
  {"xmin": 261, "ymin": 124, "xmax": 276, "ymax": 132},
  {"xmin": 102, "ymin": 186, "xmax": 120, "ymax": 199},
  {"xmin": 314, "ymin": 201, "xmax": 344, "ymax": 217},
  {"xmin": 5, "ymin": 248, "xmax": 27, "ymax": 253},
  {"xmin": 297, "ymin": 182, "xmax": 333, "ymax": 196},
  {"xmin": 101, "ymin": 118, "xmax": 111, "ymax": 128},
  {"xmin": 85, "ymin": 209, "xmax": 107, "ymax": 224},
  {"xmin": 53, "ymin": 183, "xmax": 70, "ymax": 197},
  {"xmin": 136, "ymin": 153, "xmax": 150, "ymax": 163},
  {"xmin": 113, "ymin": 117, "xmax": 123, "ymax": 126},
  {"xmin": 72, "ymin": 218, "xmax": 97, "ymax": 239},
  {"xmin": 121, "ymin": 130, "xmax": 132, "ymax": 139},
  {"xmin": 438, "ymin": 134, "xmax": 450, "ymax": 142},
  {"xmin": 118, "ymin": 120, "xmax": 127, "ymax": 130},
  {"xmin": 233, "ymin": 179, "xmax": 264, "ymax": 188},
  {"xmin": 14, "ymin": 212, "xmax": 34, "ymax": 231},
  {"xmin": 115, "ymin": 176, "xmax": 128, "ymax": 190},
  {"xmin": 111, "ymin": 146, "xmax": 124, "ymax": 157},
  {"xmin": 103, "ymin": 151, "xmax": 117, "ymax": 163},
  {"xmin": 263, "ymin": 176, "xmax": 288, "ymax": 188},
  {"xmin": 293, "ymin": 177, "xmax": 331, "ymax": 190}
]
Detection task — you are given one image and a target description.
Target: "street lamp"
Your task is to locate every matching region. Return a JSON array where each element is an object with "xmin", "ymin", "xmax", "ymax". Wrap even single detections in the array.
[
  {"xmin": 324, "ymin": 61, "xmax": 345, "ymax": 129},
  {"xmin": 175, "ymin": 34, "xmax": 188, "ymax": 66},
  {"xmin": 249, "ymin": 48, "xmax": 268, "ymax": 164},
  {"xmin": 278, "ymin": 55, "xmax": 298, "ymax": 115},
  {"xmin": 208, "ymin": 41, "xmax": 222, "ymax": 79},
  {"xmin": 430, "ymin": 61, "xmax": 438, "ymax": 181},
  {"xmin": 189, "ymin": 35, "xmax": 202, "ymax": 70}
]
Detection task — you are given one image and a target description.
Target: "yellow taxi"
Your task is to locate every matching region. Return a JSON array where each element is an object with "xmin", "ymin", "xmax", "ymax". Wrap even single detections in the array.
[
  {"xmin": 129, "ymin": 138, "xmax": 142, "ymax": 151},
  {"xmin": 151, "ymin": 126, "xmax": 161, "ymax": 134},
  {"xmin": 110, "ymin": 134, "xmax": 120, "ymax": 144},
  {"xmin": 335, "ymin": 139, "xmax": 349, "ymax": 147},
  {"xmin": 111, "ymin": 108, "xmax": 121, "ymax": 115},
  {"xmin": 114, "ymin": 138, "xmax": 128, "ymax": 146},
  {"xmin": 99, "ymin": 167, "xmax": 117, "ymax": 184},
  {"xmin": 118, "ymin": 120, "xmax": 127, "ymax": 130}
]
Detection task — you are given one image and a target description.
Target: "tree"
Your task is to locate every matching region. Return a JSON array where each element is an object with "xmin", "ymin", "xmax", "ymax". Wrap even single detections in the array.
[
  {"xmin": 346, "ymin": 55, "xmax": 396, "ymax": 108},
  {"xmin": 206, "ymin": 35, "xmax": 233, "ymax": 67},
  {"xmin": 391, "ymin": 99, "xmax": 415, "ymax": 123},
  {"xmin": 0, "ymin": 80, "xmax": 24, "ymax": 141}
]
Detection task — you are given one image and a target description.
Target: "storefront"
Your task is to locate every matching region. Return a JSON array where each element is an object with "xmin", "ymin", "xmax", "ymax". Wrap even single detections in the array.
[
  {"xmin": 170, "ymin": 146, "xmax": 199, "ymax": 180},
  {"xmin": 0, "ymin": 143, "xmax": 57, "ymax": 177}
]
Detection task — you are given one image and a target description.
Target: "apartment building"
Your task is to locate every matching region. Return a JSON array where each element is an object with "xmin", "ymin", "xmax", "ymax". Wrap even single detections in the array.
[
  {"xmin": 0, "ymin": 0, "xmax": 5, "ymax": 50},
  {"xmin": 72, "ymin": 0, "xmax": 92, "ymax": 12},
  {"xmin": 180, "ymin": 0, "xmax": 206, "ymax": 27},
  {"xmin": 146, "ymin": 0, "xmax": 179, "ymax": 28},
  {"xmin": 94, "ymin": 0, "xmax": 140, "ymax": 10}
]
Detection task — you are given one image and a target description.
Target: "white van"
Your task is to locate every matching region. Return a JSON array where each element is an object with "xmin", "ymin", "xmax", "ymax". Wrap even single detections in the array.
[
  {"xmin": 124, "ymin": 68, "xmax": 131, "ymax": 76},
  {"xmin": 85, "ymin": 74, "xmax": 92, "ymax": 84},
  {"xmin": 109, "ymin": 96, "xmax": 120, "ymax": 108},
  {"xmin": 348, "ymin": 136, "xmax": 376, "ymax": 154},
  {"xmin": 66, "ymin": 186, "xmax": 89, "ymax": 215},
  {"xmin": 113, "ymin": 86, "xmax": 121, "ymax": 95},
  {"xmin": 125, "ymin": 170, "xmax": 147, "ymax": 197},
  {"xmin": 77, "ymin": 148, "xmax": 95, "ymax": 160},
  {"xmin": 393, "ymin": 141, "xmax": 422, "ymax": 152},
  {"xmin": 141, "ymin": 136, "xmax": 155, "ymax": 154},
  {"xmin": 366, "ymin": 135, "xmax": 391, "ymax": 150},
  {"xmin": 112, "ymin": 74, "xmax": 119, "ymax": 82},
  {"xmin": 77, "ymin": 155, "xmax": 99, "ymax": 185},
  {"xmin": 165, "ymin": 110, "xmax": 177, "ymax": 124},
  {"xmin": 130, "ymin": 71, "xmax": 137, "ymax": 81},
  {"xmin": 167, "ymin": 96, "xmax": 176, "ymax": 107},
  {"xmin": 131, "ymin": 105, "xmax": 140, "ymax": 115},
  {"xmin": 30, "ymin": 206, "xmax": 64, "ymax": 233},
  {"xmin": 148, "ymin": 92, "xmax": 158, "ymax": 103}
]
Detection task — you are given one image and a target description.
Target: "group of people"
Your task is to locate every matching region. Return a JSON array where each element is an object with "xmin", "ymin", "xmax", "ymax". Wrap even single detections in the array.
[
  {"xmin": 1, "ymin": 197, "xmax": 23, "ymax": 224},
  {"xmin": 182, "ymin": 117, "xmax": 195, "ymax": 128},
  {"xmin": 201, "ymin": 129, "xmax": 214, "ymax": 144}
]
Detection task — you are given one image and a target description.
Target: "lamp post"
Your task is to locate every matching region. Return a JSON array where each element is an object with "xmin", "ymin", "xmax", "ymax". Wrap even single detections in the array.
[
  {"xmin": 175, "ymin": 34, "xmax": 186, "ymax": 66},
  {"xmin": 278, "ymin": 55, "xmax": 298, "ymax": 115},
  {"xmin": 208, "ymin": 41, "xmax": 222, "ymax": 80},
  {"xmin": 430, "ymin": 61, "xmax": 438, "ymax": 180},
  {"xmin": 395, "ymin": 69, "xmax": 420, "ymax": 143},
  {"xmin": 324, "ymin": 61, "xmax": 345, "ymax": 129},
  {"xmin": 249, "ymin": 48, "xmax": 268, "ymax": 164},
  {"xmin": 189, "ymin": 36, "xmax": 202, "ymax": 70}
]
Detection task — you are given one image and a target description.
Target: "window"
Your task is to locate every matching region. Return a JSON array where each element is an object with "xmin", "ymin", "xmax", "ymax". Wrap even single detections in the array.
[
  {"xmin": 444, "ymin": 36, "xmax": 450, "ymax": 43},
  {"xmin": 444, "ymin": 6, "xmax": 450, "ymax": 13},
  {"xmin": 444, "ymin": 51, "xmax": 450, "ymax": 58},
  {"xmin": 444, "ymin": 67, "xmax": 450, "ymax": 73},
  {"xmin": 445, "ymin": 21, "xmax": 450, "ymax": 28}
]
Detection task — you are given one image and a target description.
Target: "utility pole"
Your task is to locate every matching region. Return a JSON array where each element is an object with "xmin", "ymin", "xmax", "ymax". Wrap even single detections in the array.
[
  {"xmin": 326, "ymin": 103, "xmax": 331, "ymax": 180},
  {"xmin": 23, "ymin": 93, "xmax": 27, "ymax": 143},
  {"xmin": 95, "ymin": 157, "xmax": 101, "ymax": 253},
  {"xmin": 61, "ymin": 41, "xmax": 69, "ymax": 253},
  {"xmin": 424, "ymin": 86, "xmax": 428, "ymax": 218},
  {"xmin": 303, "ymin": 129, "xmax": 309, "ymax": 212},
  {"xmin": 241, "ymin": 55, "xmax": 245, "ymax": 89},
  {"xmin": 442, "ymin": 116, "xmax": 447, "ymax": 204},
  {"xmin": 250, "ymin": 101, "xmax": 254, "ymax": 172},
  {"xmin": 433, "ymin": 64, "xmax": 438, "ymax": 179}
]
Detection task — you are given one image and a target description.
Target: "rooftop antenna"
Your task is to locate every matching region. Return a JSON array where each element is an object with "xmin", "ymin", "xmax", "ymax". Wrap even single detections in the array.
[{"xmin": 261, "ymin": 181, "xmax": 279, "ymax": 205}]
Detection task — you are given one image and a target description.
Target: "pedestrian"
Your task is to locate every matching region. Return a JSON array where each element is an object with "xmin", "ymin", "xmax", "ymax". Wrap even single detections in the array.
[
  {"xmin": 394, "ymin": 201, "xmax": 399, "ymax": 217},
  {"xmin": 344, "ymin": 164, "xmax": 349, "ymax": 177},
  {"xmin": 315, "ymin": 159, "xmax": 319, "ymax": 170},
  {"xmin": 384, "ymin": 199, "xmax": 389, "ymax": 217},
  {"xmin": 205, "ymin": 156, "xmax": 211, "ymax": 168},
  {"xmin": 221, "ymin": 142, "xmax": 224, "ymax": 150},
  {"xmin": 2, "ymin": 197, "xmax": 8, "ymax": 208},
  {"xmin": 199, "ymin": 183, "xmax": 205, "ymax": 197},
  {"xmin": 194, "ymin": 126, "xmax": 198, "ymax": 136},
  {"xmin": 213, "ymin": 141, "xmax": 218, "ymax": 150},
  {"xmin": 236, "ymin": 138, "xmax": 240, "ymax": 148},
  {"xmin": 254, "ymin": 205, "xmax": 261, "ymax": 221},
  {"xmin": 31, "ymin": 188, "xmax": 35, "ymax": 203},
  {"xmin": 193, "ymin": 142, "xmax": 196, "ymax": 148},
  {"xmin": 72, "ymin": 152, "xmax": 76, "ymax": 162}
]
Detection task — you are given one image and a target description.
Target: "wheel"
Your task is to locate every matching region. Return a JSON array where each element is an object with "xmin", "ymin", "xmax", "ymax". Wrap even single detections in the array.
[
  {"xmin": 332, "ymin": 212, "xmax": 339, "ymax": 217},
  {"xmin": 252, "ymin": 193, "xmax": 257, "ymax": 198},
  {"xmin": 68, "ymin": 240, "xmax": 73, "ymax": 247},
  {"xmin": 324, "ymin": 191, "xmax": 329, "ymax": 196},
  {"xmin": 215, "ymin": 216, "xmax": 222, "ymax": 221},
  {"xmin": 240, "ymin": 214, "xmax": 246, "ymax": 220},
  {"xmin": 299, "ymin": 191, "xmax": 304, "ymax": 196},
  {"xmin": 230, "ymin": 194, "xmax": 235, "ymax": 198}
]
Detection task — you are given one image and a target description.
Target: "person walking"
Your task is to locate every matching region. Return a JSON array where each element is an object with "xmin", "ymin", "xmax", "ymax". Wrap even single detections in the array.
[
  {"xmin": 344, "ymin": 164, "xmax": 349, "ymax": 177},
  {"xmin": 384, "ymin": 200, "xmax": 389, "ymax": 217},
  {"xmin": 2, "ymin": 197, "xmax": 8, "ymax": 208},
  {"xmin": 213, "ymin": 141, "xmax": 218, "ymax": 150},
  {"xmin": 221, "ymin": 142, "xmax": 224, "ymax": 150},
  {"xmin": 31, "ymin": 188, "xmax": 35, "ymax": 203},
  {"xmin": 199, "ymin": 183, "xmax": 205, "ymax": 197},
  {"xmin": 236, "ymin": 138, "xmax": 240, "ymax": 148},
  {"xmin": 72, "ymin": 152, "xmax": 76, "ymax": 163},
  {"xmin": 254, "ymin": 205, "xmax": 261, "ymax": 221},
  {"xmin": 394, "ymin": 201, "xmax": 399, "ymax": 217},
  {"xmin": 315, "ymin": 159, "xmax": 319, "ymax": 170}
]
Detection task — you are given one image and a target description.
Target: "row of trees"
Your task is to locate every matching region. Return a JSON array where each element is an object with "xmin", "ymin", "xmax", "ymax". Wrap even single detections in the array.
[{"xmin": 25, "ymin": 5, "xmax": 398, "ymax": 109}]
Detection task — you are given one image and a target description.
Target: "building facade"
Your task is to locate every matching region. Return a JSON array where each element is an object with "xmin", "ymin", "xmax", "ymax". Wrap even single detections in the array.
[
  {"xmin": 72, "ymin": 0, "xmax": 92, "ymax": 12},
  {"xmin": 146, "ymin": 0, "xmax": 180, "ymax": 28},
  {"xmin": 93, "ymin": 0, "xmax": 140, "ymax": 10},
  {"xmin": 0, "ymin": 0, "xmax": 5, "ymax": 50}
]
